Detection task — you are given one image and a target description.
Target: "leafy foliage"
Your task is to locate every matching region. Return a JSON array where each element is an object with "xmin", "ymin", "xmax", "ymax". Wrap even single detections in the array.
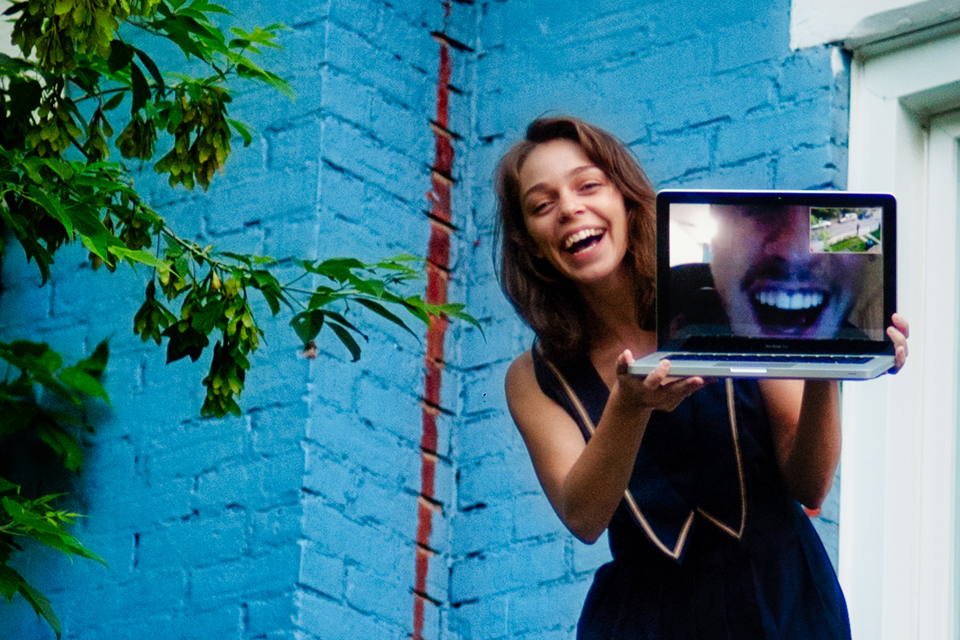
[
  {"xmin": 0, "ymin": 0, "xmax": 478, "ymax": 635},
  {"xmin": 0, "ymin": 0, "xmax": 476, "ymax": 418},
  {"xmin": 1, "ymin": 478, "xmax": 107, "ymax": 638},
  {"xmin": 0, "ymin": 340, "xmax": 109, "ymax": 638}
]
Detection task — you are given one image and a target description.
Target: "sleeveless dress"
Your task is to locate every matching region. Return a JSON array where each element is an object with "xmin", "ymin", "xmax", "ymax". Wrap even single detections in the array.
[{"xmin": 532, "ymin": 345, "xmax": 850, "ymax": 640}]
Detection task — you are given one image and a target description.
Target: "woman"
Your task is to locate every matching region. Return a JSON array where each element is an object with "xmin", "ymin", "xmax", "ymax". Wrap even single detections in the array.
[{"xmin": 495, "ymin": 116, "xmax": 909, "ymax": 639}]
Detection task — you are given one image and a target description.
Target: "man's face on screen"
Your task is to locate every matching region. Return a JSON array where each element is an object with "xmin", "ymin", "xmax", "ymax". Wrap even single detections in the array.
[{"xmin": 709, "ymin": 205, "xmax": 863, "ymax": 339}]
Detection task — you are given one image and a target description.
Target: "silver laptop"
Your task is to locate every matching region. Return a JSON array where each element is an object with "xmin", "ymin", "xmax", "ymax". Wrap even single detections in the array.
[{"xmin": 628, "ymin": 190, "xmax": 897, "ymax": 380}]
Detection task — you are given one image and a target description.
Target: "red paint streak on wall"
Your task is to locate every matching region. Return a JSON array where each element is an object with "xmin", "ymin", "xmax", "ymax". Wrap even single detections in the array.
[{"xmin": 414, "ymin": 14, "xmax": 453, "ymax": 640}]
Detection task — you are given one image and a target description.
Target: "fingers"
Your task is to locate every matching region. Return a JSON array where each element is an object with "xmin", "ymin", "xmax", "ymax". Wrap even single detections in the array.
[
  {"xmin": 887, "ymin": 313, "xmax": 910, "ymax": 373},
  {"xmin": 615, "ymin": 349, "xmax": 635, "ymax": 377},
  {"xmin": 891, "ymin": 312, "xmax": 910, "ymax": 339}
]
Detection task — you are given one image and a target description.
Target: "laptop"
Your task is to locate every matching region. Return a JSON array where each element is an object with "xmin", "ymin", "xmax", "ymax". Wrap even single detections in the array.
[{"xmin": 628, "ymin": 189, "xmax": 897, "ymax": 380}]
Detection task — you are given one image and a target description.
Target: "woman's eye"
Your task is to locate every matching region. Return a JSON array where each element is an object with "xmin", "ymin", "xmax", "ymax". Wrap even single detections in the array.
[{"xmin": 530, "ymin": 201, "xmax": 551, "ymax": 214}]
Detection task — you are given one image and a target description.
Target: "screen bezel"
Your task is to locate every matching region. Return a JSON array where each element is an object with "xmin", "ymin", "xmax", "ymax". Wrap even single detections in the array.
[{"xmin": 655, "ymin": 189, "xmax": 897, "ymax": 355}]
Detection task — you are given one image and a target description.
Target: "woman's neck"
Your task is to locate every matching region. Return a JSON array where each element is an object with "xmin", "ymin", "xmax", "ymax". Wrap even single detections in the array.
[{"xmin": 576, "ymin": 265, "xmax": 648, "ymax": 354}]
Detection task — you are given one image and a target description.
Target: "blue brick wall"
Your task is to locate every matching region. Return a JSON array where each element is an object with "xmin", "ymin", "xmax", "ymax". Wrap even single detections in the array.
[
  {"xmin": 0, "ymin": 1, "xmax": 847, "ymax": 638},
  {"xmin": 455, "ymin": 1, "xmax": 847, "ymax": 638}
]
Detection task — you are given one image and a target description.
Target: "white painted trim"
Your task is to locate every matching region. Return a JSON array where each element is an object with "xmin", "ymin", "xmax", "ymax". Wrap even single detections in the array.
[
  {"xmin": 843, "ymin": 29, "xmax": 960, "ymax": 640},
  {"xmin": 791, "ymin": 0, "xmax": 960, "ymax": 51},
  {"xmin": 917, "ymin": 111, "xmax": 960, "ymax": 640}
]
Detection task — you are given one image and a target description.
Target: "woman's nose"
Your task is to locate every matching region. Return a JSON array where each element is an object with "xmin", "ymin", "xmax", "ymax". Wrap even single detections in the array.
[{"xmin": 557, "ymin": 190, "xmax": 584, "ymax": 219}]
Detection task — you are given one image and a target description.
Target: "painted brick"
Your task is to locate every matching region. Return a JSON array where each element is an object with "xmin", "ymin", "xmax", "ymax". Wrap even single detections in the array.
[
  {"xmin": 460, "ymin": 361, "xmax": 510, "ymax": 416},
  {"xmin": 456, "ymin": 318, "xmax": 522, "ymax": 369},
  {"xmin": 205, "ymin": 168, "xmax": 319, "ymax": 236},
  {"xmin": 252, "ymin": 503, "xmax": 303, "ymax": 550},
  {"xmin": 639, "ymin": 129, "xmax": 713, "ymax": 185},
  {"xmin": 193, "ymin": 453, "xmax": 302, "ymax": 515},
  {"xmin": 189, "ymin": 545, "xmax": 300, "ymax": 603},
  {"xmin": 387, "ymin": 0, "xmax": 446, "ymax": 28},
  {"xmin": 308, "ymin": 353, "xmax": 359, "ymax": 414},
  {"xmin": 136, "ymin": 511, "xmax": 247, "ymax": 570},
  {"xmin": 51, "ymin": 263, "xmax": 144, "ymax": 322},
  {"xmin": 345, "ymin": 563, "xmax": 412, "ymax": 628},
  {"xmin": 306, "ymin": 409, "xmax": 421, "ymax": 491},
  {"xmin": 714, "ymin": 98, "xmax": 835, "ymax": 167},
  {"xmin": 370, "ymin": 93, "xmax": 433, "ymax": 159},
  {"xmin": 327, "ymin": 0, "xmax": 381, "ymax": 37},
  {"xmin": 325, "ymin": 22, "xmax": 429, "ymax": 109},
  {"xmin": 670, "ymin": 156, "xmax": 776, "ymax": 190},
  {"xmin": 779, "ymin": 47, "xmax": 839, "ymax": 101},
  {"xmin": 451, "ymin": 502, "xmax": 514, "ymax": 556},
  {"xmin": 147, "ymin": 415, "xmax": 248, "ymax": 480},
  {"xmin": 320, "ymin": 67, "xmax": 374, "ymax": 127},
  {"xmin": 450, "ymin": 538, "xmax": 568, "ymax": 602},
  {"xmin": 138, "ymin": 347, "xmax": 207, "ymax": 423},
  {"xmin": 457, "ymin": 449, "xmax": 541, "ymax": 508},
  {"xmin": 572, "ymin": 531, "xmax": 613, "ymax": 575},
  {"xmin": 246, "ymin": 593, "xmax": 298, "ymax": 639},
  {"xmin": 612, "ymin": 37, "xmax": 715, "ymax": 98},
  {"xmin": 301, "ymin": 493, "xmax": 411, "ymax": 577},
  {"xmin": 299, "ymin": 540, "xmax": 346, "ymax": 599},
  {"xmin": 241, "ymin": 350, "xmax": 311, "ymax": 412},
  {"xmin": 775, "ymin": 144, "xmax": 844, "ymax": 190},
  {"xmin": 0, "ymin": 238, "xmax": 47, "ymax": 290},
  {"xmin": 714, "ymin": 17, "xmax": 788, "ymax": 73},
  {"xmin": 266, "ymin": 118, "xmax": 323, "ymax": 173},
  {"xmin": 321, "ymin": 115, "xmax": 428, "ymax": 205},
  {"xmin": 343, "ymin": 473, "xmax": 421, "ymax": 538},
  {"xmin": 228, "ymin": 0, "xmax": 330, "ymax": 37},
  {"xmin": 250, "ymin": 403, "xmax": 307, "ymax": 456},
  {"xmin": 374, "ymin": 6, "xmax": 436, "ymax": 76},
  {"xmin": 512, "ymin": 492, "xmax": 565, "ymax": 541},
  {"xmin": 303, "ymin": 445, "xmax": 361, "ymax": 506},
  {"xmin": 115, "ymin": 566, "xmax": 188, "ymax": 611},
  {"xmin": 450, "ymin": 595, "xmax": 509, "ymax": 639},
  {"xmin": 507, "ymin": 581, "xmax": 590, "ymax": 637},
  {"xmin": 355, "ymin": 374, "xmax": 423, "ymax": 443},
  {"xmin": 297, "ymin": 589, "xmax": 396, "ymax": 640},
  {"xmin": 649, "ymin": 72, "xmax": 775, "ymax": 133},
  {"xmin": 84, "ymin": 476, "xmax": 195, "ymax": 529},
  {"xmin": 455, "ymin": 411, "xmax": 524, "ymax": 465}
]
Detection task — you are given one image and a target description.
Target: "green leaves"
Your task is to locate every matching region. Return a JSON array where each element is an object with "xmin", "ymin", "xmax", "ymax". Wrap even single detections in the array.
[
  {"xmin": 0, "ymin": 341, "xmax": 111, "ymax": 636},
  {"xmin": 0, "ymin": 480, "xmax": 107, "ymax": 639}
]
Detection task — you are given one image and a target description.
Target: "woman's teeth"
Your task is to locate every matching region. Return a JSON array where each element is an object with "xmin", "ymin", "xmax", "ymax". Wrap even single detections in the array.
[
  {"xmin": 755, "ymin": 290, "xmax": 824, "ymax": 310},
  {"xmin": 564, "ymin": 229, "xmax": 604, "ymax": 253}
]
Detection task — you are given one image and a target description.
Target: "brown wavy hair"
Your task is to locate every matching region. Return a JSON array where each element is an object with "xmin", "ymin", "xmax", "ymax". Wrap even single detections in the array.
[{"xmin": 494, "ymin": 117, "xmax": 657, "ymax": 361}]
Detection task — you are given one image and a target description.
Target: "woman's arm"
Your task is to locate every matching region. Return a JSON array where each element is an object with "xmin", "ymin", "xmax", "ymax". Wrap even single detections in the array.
[
  {"xmin": 762, "ymin": 313, "xmax": 911, "ymax": 508},
  {"xmin": 760, "ymin": 378, "xmax": 840, "ymax": 509},
  {"xmin": 506, "ymin": 350, "xmax": 703, "ymax": 543}
]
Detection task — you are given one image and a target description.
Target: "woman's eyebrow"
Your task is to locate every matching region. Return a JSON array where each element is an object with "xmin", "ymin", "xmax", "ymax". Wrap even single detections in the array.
[{"xmin": 521, "ymin": 164, "xmax": 600, "ymax": 201}]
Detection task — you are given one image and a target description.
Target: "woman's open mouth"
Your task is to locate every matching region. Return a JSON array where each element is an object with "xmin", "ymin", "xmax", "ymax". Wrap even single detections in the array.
[
  {"xmin": 563, "ymin": 228, "xmax": 605, "ymax": 254},
  {"xmin": 750, "ymin": 288, "xmax": 828, "ymax": 333}
]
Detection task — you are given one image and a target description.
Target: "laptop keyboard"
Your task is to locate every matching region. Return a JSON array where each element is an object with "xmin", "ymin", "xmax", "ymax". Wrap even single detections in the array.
[{"xmin": 666, "ymin": 353, "xmax": 874, "ymax": 365}]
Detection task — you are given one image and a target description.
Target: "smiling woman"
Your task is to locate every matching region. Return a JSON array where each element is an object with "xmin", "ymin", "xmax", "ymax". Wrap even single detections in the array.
[{"xmin": 493, "ymin": 115, "xmax": 910, "ymax": 640}]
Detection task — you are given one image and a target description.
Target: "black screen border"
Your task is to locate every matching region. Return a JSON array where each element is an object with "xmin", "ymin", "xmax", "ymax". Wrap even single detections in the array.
[{"xmin": 655, "ymin": 189, "xmax": 897, "ymax": 354}]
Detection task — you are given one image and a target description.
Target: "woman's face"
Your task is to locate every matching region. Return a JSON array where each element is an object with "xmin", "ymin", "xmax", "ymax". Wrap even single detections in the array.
[{"xmin": 517, "ymin": 139, "xmax": 629, "ymax": 286}]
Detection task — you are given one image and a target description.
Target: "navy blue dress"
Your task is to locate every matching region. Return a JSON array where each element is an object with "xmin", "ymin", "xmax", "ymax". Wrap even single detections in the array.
[{"xmin": 532, "ymin": 345, "xmax": 850, "ymax": 639}]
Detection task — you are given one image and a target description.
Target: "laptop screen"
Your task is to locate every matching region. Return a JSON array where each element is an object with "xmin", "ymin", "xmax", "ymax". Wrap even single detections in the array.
[{"xmin": 656, "ymin": 190, "xmax": 896, "ymax": 354}]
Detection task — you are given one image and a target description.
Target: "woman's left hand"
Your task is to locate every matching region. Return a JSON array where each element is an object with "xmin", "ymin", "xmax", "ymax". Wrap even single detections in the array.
[{"xmin": 887, "ymin": 312, "xmax": 910, "ymax": 373}]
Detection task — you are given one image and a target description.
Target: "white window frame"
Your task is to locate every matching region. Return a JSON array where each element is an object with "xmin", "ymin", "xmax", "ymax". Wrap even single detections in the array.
[{"xmin": 842, "ymin": 31, "xmax": 960, "ymax": 640}]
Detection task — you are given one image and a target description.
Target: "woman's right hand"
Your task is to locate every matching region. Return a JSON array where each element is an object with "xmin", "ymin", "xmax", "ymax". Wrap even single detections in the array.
[{"xmin": 612, "ymin": 350, "xmax": 705, "ymax": 414}]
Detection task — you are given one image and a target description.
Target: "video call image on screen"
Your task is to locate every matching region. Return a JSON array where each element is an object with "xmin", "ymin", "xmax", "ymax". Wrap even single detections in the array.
[{"xmin": 667, "ymin": 203, "xmax": 885, "ymax": 342}]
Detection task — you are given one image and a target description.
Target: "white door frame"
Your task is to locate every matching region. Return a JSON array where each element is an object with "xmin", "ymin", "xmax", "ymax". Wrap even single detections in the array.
[{"xmin": 843, "ymin": 32, "xmax": 960, "ymax": 640}]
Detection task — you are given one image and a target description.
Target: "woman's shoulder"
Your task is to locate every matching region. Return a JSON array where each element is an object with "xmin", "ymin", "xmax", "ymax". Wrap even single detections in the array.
[{"xmin": 505, "ymin": 349, "xmax": 536, "ymax": 397}]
